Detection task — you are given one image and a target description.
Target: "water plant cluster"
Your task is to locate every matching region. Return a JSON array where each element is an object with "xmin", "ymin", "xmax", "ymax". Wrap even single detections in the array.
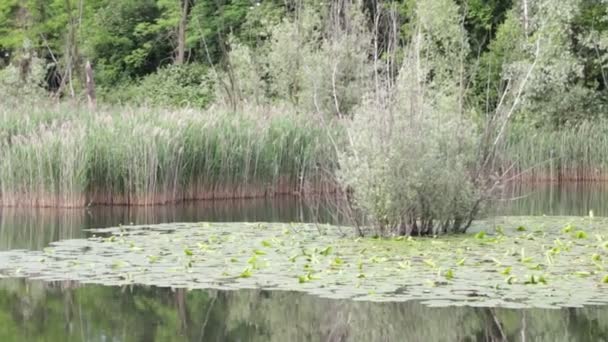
[
  {"xmin": 0, "ymin": 103, "xmax": 336, "ymax": 207},
  {"xmin": 1, "ymin": 216, "xmax": 607, "ymax": 309}
]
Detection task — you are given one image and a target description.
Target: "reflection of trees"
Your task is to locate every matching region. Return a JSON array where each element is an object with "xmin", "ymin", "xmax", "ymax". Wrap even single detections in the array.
[
  {"xmin": 0, "ymin": 279, "xmax": 608, "ymax": 341},
  {"xmin": 0, "ymin": 199, "xmax": 339, "ymax": 251},
  {"xmin": 0, "ymin": 209, "xmax": 85, "ymax": 251}
]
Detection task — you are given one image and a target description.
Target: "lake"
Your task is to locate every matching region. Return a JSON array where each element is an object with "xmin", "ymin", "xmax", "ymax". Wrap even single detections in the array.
[{"xmin": 1, "ymin": 183, "xmax": 607, "ymax": 341}]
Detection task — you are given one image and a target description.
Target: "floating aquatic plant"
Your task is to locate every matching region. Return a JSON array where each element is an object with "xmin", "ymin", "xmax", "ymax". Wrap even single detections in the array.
[{"xmin": 0, "ymin": 217, "xmax": 607, "ymax": 309}]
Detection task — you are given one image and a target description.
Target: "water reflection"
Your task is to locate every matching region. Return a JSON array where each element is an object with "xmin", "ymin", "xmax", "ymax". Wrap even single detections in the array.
[
  {"xmin": 3, "ymin": 184, "xmax": 608, "ymax": 251},
  {"xmin": 0, "ymin": 197, "xmax": 337, "ymax": 251},
  {"xmin": 0, "ymin": 278, "xmax": 606, "ymax": 342},
  {"xmin": 498, "ymin": 182, "xmax": 608, "ymax": 216}
]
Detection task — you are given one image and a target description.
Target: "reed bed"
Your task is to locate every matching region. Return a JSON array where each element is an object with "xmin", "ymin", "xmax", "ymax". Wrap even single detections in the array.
[
  {"xmin": 0, "ymin": 102, "xmax": 337, "ymax": 207},
  {"xmin": 504, "ymin": 121, "xmax": 608, "ymax": 182}
]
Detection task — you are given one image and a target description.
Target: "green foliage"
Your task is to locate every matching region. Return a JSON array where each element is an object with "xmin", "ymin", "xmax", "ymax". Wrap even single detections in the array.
[
  {"xmin": 102, "ymin": 63, "xmax": 214, "ymax": 108},
  {"xmin": 0, "ymin": 102, "xmax": 336, "ymax": 206},
  {"xmin": 0, "ymin": 41, "xmax": 47, "ymax": 101},
  {"xmin": 339, "ymin": 0, "xmax": 480, "ymax": 236}
]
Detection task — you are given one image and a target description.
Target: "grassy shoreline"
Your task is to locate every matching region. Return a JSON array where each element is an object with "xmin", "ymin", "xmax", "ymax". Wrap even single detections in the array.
[
  {"xmin": 2, "ymin": 102, "xmax": 608, "ymax": 208},
  {"xmin": 0, "ymin": 103, "xmax": 338, "ymax": 207},
  {"xmin": 504, "ymin": 122, "xmax": 608, "ymax": 182}
]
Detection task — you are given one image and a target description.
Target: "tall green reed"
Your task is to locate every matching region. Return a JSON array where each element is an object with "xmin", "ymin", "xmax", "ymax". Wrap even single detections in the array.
[
  {"xmin": 0, "ymin": 102, "xmax": 337, "ymax": 207},
  {"xmin": 504, "ymin": 121, "xmax": 608, "ymax": 182}
]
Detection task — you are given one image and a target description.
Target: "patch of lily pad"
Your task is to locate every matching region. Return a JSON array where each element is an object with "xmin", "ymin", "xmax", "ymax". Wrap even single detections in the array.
[{"xmin": 0, "ymin": 216, "xmax": 607, "ymax": 309}]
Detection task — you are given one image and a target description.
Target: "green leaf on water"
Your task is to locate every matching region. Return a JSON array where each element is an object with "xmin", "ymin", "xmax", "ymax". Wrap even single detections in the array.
[
  {"xmin": 444, "ymin": 269, "xmax": 454, "ymax": 280},
  {"xmin": 516, "ymin": 226, "xmax": 527, "ymax": 232},
  {"xmin": 253, "ymin": 249, "xmax": 266, "ymax": 255},
  {"xmin": 423, "ymin": 259, "xmax": 437, "ymax": 269},
  {"xmin": 456, "ymin": 258, "xmax": 465, "ymax": 266},
  {"xmin": 500, "ymin": 266, "xmax": 512, "ymax": 275},
  {"xmin": 602, "ymin": 275, "xmax": 608, "ymax": 284},
  {"xmin": 398, "ymin": 261, "xmax": 410, "ymax": 269},
  {"xmin": 527, "ymin": 263, "xmax": 543, "ymax": 270},
  {"xmin": 261, "ymin": 240, "xmax": 272, "ymax": 248},
  {"xmin": 562, "ymin": 225, "xmax": 573, "ymax": 234},
  {"xmin": 475, "ymin": 231, "xmax": 486, "ymax": 239},
  {"xmin": 111, "ymin": 261, "xmax": 123, "ymax": 269},
  {"xmin": 574, "ymin": 230, "xmax": 588, "ymax": 239},
  {"xmin": 319, "ymin": 246, "xmax": 333, "ymax": 256},
  {"xmin": 184, "ymin": 248, "xmax": 193, "ymax": 256},
  {"xmin": 298, "ymin": 272, "xmax": 318, "ymax": 283},
  {"xmin": 147, "ymin": 255, "xmax": 159, "ymax": 263},
  {"xmin": 592, "ymin": 253, "xmax": 602, "ymax": 262},
  {"xmin": 524, "ymin": 275, "xmax": 538, "ymax": 285},
  {"xmin": 239, "ymin": 268, "xmax": 253, "ymax": 278},
  {"xmin": 332, "ymin": 257, "xmax": 344, "ymax": 267}
]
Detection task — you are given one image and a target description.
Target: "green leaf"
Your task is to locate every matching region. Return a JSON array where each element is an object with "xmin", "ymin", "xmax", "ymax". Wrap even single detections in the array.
[
  {"xmin": 575, "ymin": 271, "xmax": 591, "ymax": 278},
  {"xmin": 332, "ymin": 257, "xmax": 344, "ymax": 267},
  {"xmin": 475, "ymin": 231, "xmax": 486, "ymax": 239},
  {"xmin": 147, "ymin": 255, "xmax": 159, "ymax": 263},
  {"xmin": 319, "ymin": 246, "xmax": 333, "ymax": 256},
  {"xmin": 239, "ymin": 268, "xmax": 253, "ymax": 278},
  {"xmin": 423, "ymin": 259, "xmax": 437, "ymax": 268}
]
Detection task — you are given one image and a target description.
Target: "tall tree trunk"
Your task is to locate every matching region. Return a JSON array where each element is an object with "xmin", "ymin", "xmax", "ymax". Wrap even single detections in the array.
[
  {"xmin": 85, "ymin": 60, "xmax": 96, "ymax": 110},
  {"xmin": 175, "ymin": 0, "xmax": 190, "ymax": 65}
]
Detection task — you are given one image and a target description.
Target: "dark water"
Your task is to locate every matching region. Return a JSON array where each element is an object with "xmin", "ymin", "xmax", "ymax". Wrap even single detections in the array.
[{"xmin": 1, "ymin": 184, "xmax": 607, "ymax": 341}]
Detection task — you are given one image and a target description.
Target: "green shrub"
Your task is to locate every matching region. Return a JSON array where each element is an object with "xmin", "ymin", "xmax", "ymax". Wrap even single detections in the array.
[{"xmin": 101, "ymin": 63, "xmax": 214, "ymax": 109}]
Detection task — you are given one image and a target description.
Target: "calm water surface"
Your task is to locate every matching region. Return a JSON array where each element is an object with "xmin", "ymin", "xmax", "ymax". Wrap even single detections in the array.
[{"xmin": 1, "ymin": 184, "xmax": 607, "ymax": 341}]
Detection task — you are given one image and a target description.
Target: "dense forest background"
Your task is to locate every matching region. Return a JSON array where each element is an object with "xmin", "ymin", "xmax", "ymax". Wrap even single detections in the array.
[{"xmin": 0, "ymin": 0, "xmax": 606, "ymax": 127}]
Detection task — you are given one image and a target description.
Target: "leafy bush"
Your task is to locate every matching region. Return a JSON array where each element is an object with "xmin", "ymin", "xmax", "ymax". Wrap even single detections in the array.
[
  {"xmin": 101, "ymin": 63, "xmax": 214, "ymax": 109},
  {"xmin": 0, "ymin": 42, "xmax": 47, "ymax": 103},
  {"xmin": 338, "ymin": 0, "xmax": 482, "ymax": 236}
]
